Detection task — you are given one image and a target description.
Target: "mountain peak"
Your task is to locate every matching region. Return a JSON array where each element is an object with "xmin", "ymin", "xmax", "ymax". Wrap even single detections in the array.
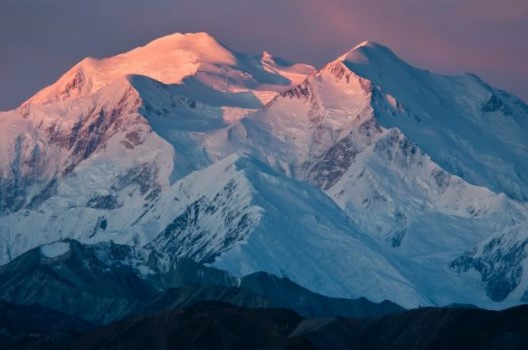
[
  {"xmin": 261, "ymin": 51, "xmax": 275, "ymax": 64},
  {"xmin": 337, "ymin": 41, "xmax": 396, "ymax": 65},
  {"xmin": 129, "ymin": 31, "xmax": 235, "ymax": 66},
  {"xmin": 316, "ymin": 40, "xmax": 415, "ymax": 89},
  {"xmin": 140, "ymin": 32, "xmax": 226, "ymax": 52},
  {"xmin": 25, "ymin": 32, "xmax": 236, "ymax": 105},
  {"xmin": 352, "ymin": 40, "xmax": 385, "ymax": 50},
  {"xmin": 24, "ymin": 32, "xmax": 314, "ymax": 107}
]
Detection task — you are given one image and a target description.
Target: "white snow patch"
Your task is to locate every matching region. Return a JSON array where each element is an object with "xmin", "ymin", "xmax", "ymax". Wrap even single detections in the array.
[
  {"xmin": 40, "ymin": 242, "xmax": 70, "ymax": 258},
  {"xmin": 135, "ymin": 265, "xmax": 155, "ymax": 277}
]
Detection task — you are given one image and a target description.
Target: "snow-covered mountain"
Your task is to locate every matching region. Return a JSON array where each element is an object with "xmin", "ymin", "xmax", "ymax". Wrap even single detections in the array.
[
  {"xmin": 27, "ymin": 32, "xmax": 313, "ymax": 107},
  {"xmin": 1, "ymin": 32, "xmax": 528, "ymax": 309}
]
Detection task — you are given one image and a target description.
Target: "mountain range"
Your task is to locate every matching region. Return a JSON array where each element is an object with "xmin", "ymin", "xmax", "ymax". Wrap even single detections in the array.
[{"xmin": 1, "ymin": 32, "xmax": 528, "ymax": 313}]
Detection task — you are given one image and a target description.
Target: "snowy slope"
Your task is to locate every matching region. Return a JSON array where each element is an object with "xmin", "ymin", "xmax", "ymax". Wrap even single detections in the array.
[
  {"xmin": 27, "ymin": 32, "xmax": 313, "ymax": 107},
  {"xmin": 204, "ymin": 45, "xmax": 528, "ymax": 252},
  {"xmin": 341, "ymin": 42, "xmax": 528, "ymax": 201},
  {"xmin": 1, "ymin": 32, "xmax": 528, "ymax": 309},
  {"xmin": 0, "ymin": 152, "xmax": 426, "ymax": 307},
  {"xmin": 198, "ymin": 49, "xmax": 528, "ymax": 307},
  {"xmin": 0, "ymin": 33, "xmax": 314, "ymax": 214},
  {"xmin": 149, "ymin": 154, "xmax": 427, "ymax": 307}
]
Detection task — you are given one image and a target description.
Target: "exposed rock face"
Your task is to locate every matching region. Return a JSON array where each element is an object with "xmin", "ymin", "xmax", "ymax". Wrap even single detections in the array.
[
  {"xmin": 451, "ymin": 223, "xmax": 528, "ymax": 302},
  {"xmin": 147, "ymin": 179, "xmax": 258, "ymax": 263},
  {"xmin": 0, "ymin": 80, "xmax": 146, "ymax": 215}
]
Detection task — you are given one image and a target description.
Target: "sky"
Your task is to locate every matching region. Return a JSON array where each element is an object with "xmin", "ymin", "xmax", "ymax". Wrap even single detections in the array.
[{"xmin": 0, "ymin": 0, "xmax": 527, "ymax": 110}]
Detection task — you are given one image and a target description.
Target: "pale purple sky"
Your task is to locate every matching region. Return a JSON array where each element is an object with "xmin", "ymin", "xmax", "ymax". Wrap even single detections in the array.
[{"xmin": 1, "ymin": 0, "xmax": 527, "ymax": 110}]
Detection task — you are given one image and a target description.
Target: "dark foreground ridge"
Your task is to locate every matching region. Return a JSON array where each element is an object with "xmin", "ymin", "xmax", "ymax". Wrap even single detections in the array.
[
  {"xmin": 2, "ymin": 239, "xmax": 527, "ymax": 349},
  {"xmin": 1, "ymin": 301, "xmax": 527, "ymax": 350},
  {"xmin": 0, "ymin": 239, "xmax": 402, "ymax": 325}
]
